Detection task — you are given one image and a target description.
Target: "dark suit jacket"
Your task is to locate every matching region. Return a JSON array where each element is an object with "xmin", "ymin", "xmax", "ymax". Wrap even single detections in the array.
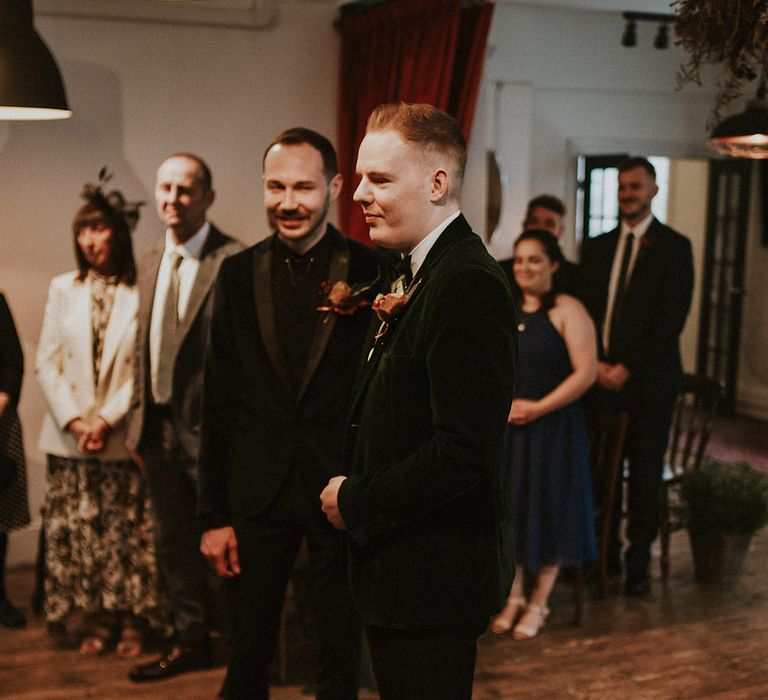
[
  {"xmin": 196, "ymin": 226, "xmax": 382, "ymax": 529},
  {"xmin": 0, "ymin": 294, "xmax": 23, "ymax": 408},
  {"xmin": 580, "ymin": 218, "xmax": 694, "ymax": 399},
  {"xmin": 126, "ymin": 224, "xmax": 244, "ymax": 459},
  {"xmin": 338, "ymin": 214, "xmax": 517, "ymax": 630}
]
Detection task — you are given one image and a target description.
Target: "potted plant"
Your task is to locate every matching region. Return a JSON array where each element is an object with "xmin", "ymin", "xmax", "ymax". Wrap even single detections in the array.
[{"xmin": 679, "ymin": 458, "xmax": 768, "ymax": 583}]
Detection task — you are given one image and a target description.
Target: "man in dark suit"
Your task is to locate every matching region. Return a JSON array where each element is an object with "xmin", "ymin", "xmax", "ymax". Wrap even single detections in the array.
[
  {"xmin": 320, "ymin": 103, "xmax": 517, "ymax": 700},
  {"xmin": 498, "ymin": 194, "xmax": 582, "ymax": 296},
  {"xmin": 580, "ymin": 157, "xmax": 694, "ymax": 596},
  {"xmin": 198, "ymin": 128, "xmax": 381, "ymax": 699},
  {"xmin": 126, "ymin": 153, "xmax": 243, "ymax": 681}
]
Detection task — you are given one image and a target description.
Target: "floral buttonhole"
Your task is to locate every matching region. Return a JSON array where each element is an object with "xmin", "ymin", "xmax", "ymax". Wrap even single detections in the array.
[
  {"xmin": 316, "ymin": 276, "xmax": 380, "ymax": 322},
  {"xmin": 372, "ymin": 277, "xmax": 422, "ymax": 339}
]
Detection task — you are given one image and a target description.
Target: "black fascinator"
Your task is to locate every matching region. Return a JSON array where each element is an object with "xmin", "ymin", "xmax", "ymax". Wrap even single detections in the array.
[{"xmin": 80, "ymin": 167, "xmax": 144, "ymax": 232}]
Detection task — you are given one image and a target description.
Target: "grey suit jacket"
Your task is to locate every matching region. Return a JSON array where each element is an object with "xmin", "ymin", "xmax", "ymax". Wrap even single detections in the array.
[{"xmin": 126, "ymin": 224, "xmax": 244, "ymax": 459}]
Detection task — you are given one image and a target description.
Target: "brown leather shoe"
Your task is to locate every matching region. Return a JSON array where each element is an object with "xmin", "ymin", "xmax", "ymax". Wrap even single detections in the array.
[{"xmin": 128, "ymin": 641, "xmax": 212, "ymax": 682}]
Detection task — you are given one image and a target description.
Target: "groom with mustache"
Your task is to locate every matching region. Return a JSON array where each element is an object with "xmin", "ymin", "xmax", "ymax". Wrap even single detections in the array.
[{"xmin": 197, "ymin": 128, "xmax": 382, "ymax": 699}]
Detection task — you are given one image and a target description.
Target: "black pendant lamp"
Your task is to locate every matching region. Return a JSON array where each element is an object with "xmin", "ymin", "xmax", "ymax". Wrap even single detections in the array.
[
  {"xmin": 707, "ymin": 71, "xmax": 768, "ymax": 159},
  {"xmin": 0, "ymin": 0, "xmax": 72, "ymax": 120}
]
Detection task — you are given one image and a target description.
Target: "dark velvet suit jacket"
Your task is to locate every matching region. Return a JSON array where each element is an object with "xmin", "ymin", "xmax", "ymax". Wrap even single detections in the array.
[
  {"xmin": 126, "ymin": 225, "xmax": 244, "ymax": 459},
  {"xmin": 338, "ymin": 215, "xmax": 517, "ymax": 630},
  {"xmin": 196, "ymin": 226, "xmax": 382, "ymax": 529},
  {"xmin": 580, "ymin": 218, "xmax": 694, "ymax": 399}
]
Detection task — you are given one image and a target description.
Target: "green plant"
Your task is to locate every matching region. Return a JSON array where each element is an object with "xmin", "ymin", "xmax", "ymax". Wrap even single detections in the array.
[{"xmin": 680, "ymin": 458, "xmax": 768, "ymax": 535}]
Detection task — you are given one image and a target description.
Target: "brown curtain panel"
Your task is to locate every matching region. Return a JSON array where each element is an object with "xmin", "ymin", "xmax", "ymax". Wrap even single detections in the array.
[{"xmin": 337, "ymin": 0, "xmax": 495, "ymax": 244}]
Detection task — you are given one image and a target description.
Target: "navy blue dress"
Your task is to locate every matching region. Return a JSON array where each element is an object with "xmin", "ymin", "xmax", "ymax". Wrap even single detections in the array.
[{"xmin": 508, "ymin": 309, "xmax": 597, "ymax": 572}]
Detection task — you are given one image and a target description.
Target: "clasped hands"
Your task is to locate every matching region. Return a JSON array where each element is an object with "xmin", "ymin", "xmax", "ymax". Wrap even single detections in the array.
[{"xmin": 67, "ymin": 416, "xmax": 110, "ymax": 453}]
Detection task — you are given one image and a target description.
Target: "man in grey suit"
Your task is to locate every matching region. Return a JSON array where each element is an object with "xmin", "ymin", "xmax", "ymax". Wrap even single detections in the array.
[{"xmin": 126, "ymin": 153, "xmax": 243, "ymax": 681}]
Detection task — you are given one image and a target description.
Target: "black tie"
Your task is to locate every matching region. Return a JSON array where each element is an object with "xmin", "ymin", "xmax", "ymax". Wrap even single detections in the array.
[
  {"xmin": 394, "ymin": 254, "xmax": 413, "ymax": 288},
  {"xmin": 608, "ymin": 232, "xmax": 633, "ymax": 356}
]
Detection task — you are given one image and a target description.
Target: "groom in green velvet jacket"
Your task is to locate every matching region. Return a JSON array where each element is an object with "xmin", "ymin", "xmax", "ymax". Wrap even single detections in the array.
[{"xmin": 320, "ymin": 103, "xmax": 517, "ymax": 700}]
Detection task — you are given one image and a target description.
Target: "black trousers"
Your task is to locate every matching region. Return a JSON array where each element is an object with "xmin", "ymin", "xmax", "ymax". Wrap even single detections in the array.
[
  {"xmin": 365, "ymin": 623, "xmax": 484, "ymax": 700},
  {"xmin": 142, "ymin": 407, "xmax": 209, "ymax": 644},
  {"xmin": 590, "ymin": 388, "xmax": 677, "ymax": 574},
  {"xmin": 220, "ymin": 468, "xmax": 360, "ymax": 700}
]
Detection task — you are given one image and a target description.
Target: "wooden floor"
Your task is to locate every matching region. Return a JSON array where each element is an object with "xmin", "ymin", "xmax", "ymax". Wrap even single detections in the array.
[{"xmin": 1, "ymin": 525, "xmax": 766, "ymax": 699}]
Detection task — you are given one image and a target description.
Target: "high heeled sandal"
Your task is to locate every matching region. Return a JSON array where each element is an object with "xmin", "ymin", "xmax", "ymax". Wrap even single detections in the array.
[
  {"xmin": 489, "ymin": 595, "xmax": 527, "ymax": 635},
  {"xmin": 79, "ymin": 615, "xmax": 120, "ymax": 656},
  {"xmin": 512, "ymin": 603, "xmax": 549, "ymax": 640},
  {"xmin": 116, "ymin": 622, "xmax": 143, "ymax": 659}
]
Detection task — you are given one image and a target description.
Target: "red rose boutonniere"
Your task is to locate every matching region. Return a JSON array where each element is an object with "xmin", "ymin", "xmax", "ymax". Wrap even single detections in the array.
[
  {"xmin": 316, "ymin": 276, "xmax": 379, "ymax": 322},
  {"xmin": 372, "ymin": 278, "xmax": 422, "ymax": 340}
]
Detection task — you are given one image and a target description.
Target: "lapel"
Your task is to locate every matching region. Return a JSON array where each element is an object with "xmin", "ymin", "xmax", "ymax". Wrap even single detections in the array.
[
  {"xmin": 97, "ymin": 282, "xmax": 134, "ymax": 387},
  {"xmin": 349, "ymin": 214, "xmax": 472, "ymax": 415},
  {"xmin": 72, "ymin": 278, "xmax": 96, "ymax": 390},
  {"xmin": 252, "ymin": 235, "xmax": 293, "ymax": 395},
  {"xmin": 628, "ymin": 217, "xmax": 661, "ymax": 289},
  {"xmin": 296, "ymin": 227, "xmax": 350, "ymax": 403},
  {"xmin": 176, "ymin": 225, "xmax": 223, "ymax": 347},
  {"xmin": 138, "ymin": 241, "xmax": 164, "ymax": 346}
]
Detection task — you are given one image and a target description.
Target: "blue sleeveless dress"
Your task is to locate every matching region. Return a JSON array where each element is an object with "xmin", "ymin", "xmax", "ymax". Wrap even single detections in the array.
[{"xmin": 507, "ymin": 309, "xmax": 597, "ymax": 572}]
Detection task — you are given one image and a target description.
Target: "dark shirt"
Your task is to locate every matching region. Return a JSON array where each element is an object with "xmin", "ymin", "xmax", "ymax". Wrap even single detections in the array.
[{"xmin": 271, "ymin": 229, "xmax": 334, "ymax": 395}]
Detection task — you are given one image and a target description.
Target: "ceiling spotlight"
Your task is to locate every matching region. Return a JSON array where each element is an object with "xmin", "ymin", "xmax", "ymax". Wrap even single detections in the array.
[
  {"xmin": 622, "ymin": 19, "xmax": 637, "ymax": 48},
  {"xmin": 621, "ymin": 11, "xmax": 676, "ymax": 50}
]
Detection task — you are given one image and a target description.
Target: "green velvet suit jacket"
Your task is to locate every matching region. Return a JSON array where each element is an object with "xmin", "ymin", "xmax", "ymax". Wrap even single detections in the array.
[{"xmin": 338, "ymin": 214, "xmax": 517, "ymax": 630}]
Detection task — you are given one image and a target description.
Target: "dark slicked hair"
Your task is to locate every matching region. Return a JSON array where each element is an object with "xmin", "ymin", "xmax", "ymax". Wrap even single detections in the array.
[
  {"xmin": 618, "ymin": 156, "xmax": 656, "ymax": 180},
  {"xmin": 165, "ymin": 152, "xmax": 213, "ymax": 192},
  {"xmin": 526, "ymin": 194, "xmax": 566, "ymax": 220},
  {"xmin": 262, "ymin": 128, "xmax": 339, "ymax": 181},
  {"xmin": 512, "ymin": 229, "xmax": 564, "ymax": 312},
  {"xmin": 366, "ymin": 102, "xmax": 467, "ymax": 194}
]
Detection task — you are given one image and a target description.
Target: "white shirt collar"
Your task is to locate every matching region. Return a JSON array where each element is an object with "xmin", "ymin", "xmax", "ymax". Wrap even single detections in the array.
[
  {"xmin": 621, "ymin": 212, "xmax": 653, "ymax": 239},
  {"xmin": 164, "ymin": 221, "xmax": 210, "ymax": 260},
  {"xmin": 407, "ymin": 210, "xmax": 461, "ymax": 277}
]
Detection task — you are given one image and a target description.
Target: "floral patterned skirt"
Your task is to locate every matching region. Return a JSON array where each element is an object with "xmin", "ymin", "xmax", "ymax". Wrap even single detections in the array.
[{"xmin": 43, "ymin": 455, "xmax": 170, "ymax": 634}]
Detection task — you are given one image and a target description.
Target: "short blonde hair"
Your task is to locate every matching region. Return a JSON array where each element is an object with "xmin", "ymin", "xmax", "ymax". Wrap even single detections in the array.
[{"xmin": 366, "ymin": 102, "xmax": 466, "ymax": 193}]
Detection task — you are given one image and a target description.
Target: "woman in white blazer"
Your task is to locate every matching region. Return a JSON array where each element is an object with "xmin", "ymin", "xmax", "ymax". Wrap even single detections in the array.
[{"xmin": 36, "ymin": 176, "xmax": 167, "ymax": 657}]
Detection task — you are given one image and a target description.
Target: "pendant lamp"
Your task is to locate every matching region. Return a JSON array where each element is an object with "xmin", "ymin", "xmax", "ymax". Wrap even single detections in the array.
[
  {"xmin": 0, "ymin": 0, "xmax": 71, "ymax": 120},
  {"xmin": 707, "ymin": 73, "xmax": 768, "ymax": 159}
]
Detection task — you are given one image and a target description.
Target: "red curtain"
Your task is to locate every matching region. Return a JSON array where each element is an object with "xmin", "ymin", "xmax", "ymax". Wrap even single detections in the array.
[{"xmin": 336, "ymin": 0, "xmax": 495, "ymax": 244}]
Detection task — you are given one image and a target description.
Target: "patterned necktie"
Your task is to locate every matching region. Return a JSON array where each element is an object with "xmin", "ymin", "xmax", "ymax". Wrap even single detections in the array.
[
  {"xmin": 608, "ymin": 232, "xmax": 634, "ymax": 356},
  {"xmin": 393, "ymin": 254, "xmax": 413, "ymax": 291},
  {"xmin": 155, "ymin": 252, "xmax": 183, "ymax": 404}
]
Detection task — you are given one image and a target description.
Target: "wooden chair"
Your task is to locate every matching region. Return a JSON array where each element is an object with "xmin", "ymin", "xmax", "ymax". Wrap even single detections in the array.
[
  {"xmin": 659, "ymin": 373, "xmax": 723, "ymax": 581},
  {"xmin": 585, "ymin": 408, "xmax": 630, "ymax": 599}
]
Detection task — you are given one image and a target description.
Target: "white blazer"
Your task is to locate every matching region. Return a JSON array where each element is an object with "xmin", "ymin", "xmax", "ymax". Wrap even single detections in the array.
[{"xmin": 36, "ymin": 272, "xmax": 138, "ymax": 460}]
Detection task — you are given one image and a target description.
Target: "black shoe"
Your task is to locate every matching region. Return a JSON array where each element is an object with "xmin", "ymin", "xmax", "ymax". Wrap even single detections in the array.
[
  {"xmin": 129, "ymin": 641, "xmax": 212, "ymax": 682},
  {"xmin": 0, "ymin": 599, "xmax": 26, "ymax": 628},
  {"xmin": 624, "ymin": 571, "xmax": 651, "ymax": 597}
]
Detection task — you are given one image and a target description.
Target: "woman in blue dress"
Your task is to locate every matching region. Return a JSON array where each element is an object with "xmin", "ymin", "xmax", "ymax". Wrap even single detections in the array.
[{"xmin": 491, "ymin": 229, "xmax": 597, "ymax": 639}]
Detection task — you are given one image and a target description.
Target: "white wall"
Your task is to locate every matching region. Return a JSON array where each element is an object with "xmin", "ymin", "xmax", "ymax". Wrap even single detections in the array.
[
  {"xmin": 1, "ymin": 0, "xmax": 339, "ymax": 565},
  {"xmin": 477, "ymin": 3, "xmax": 714, "ymax": 260}
]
